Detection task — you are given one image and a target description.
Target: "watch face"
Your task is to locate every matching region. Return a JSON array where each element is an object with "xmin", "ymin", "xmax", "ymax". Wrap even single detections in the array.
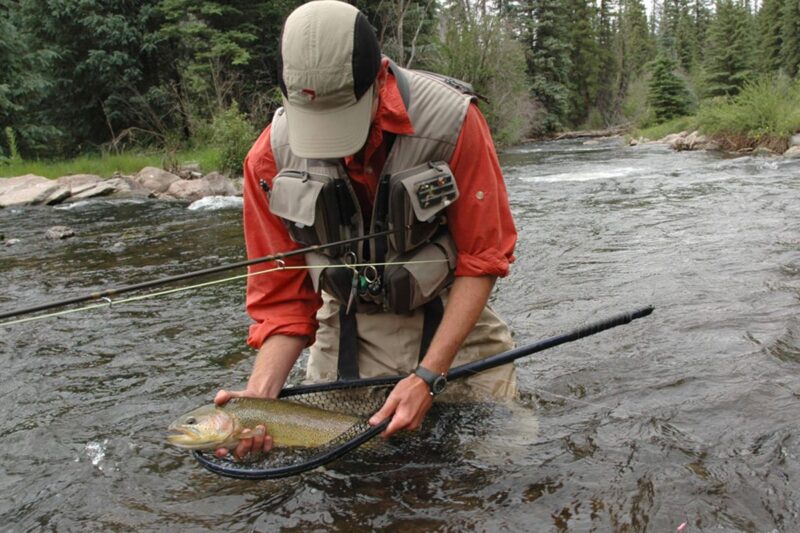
[{"xmin": 431, "ymin": 375, "xmax": 447, "ymax": 395}]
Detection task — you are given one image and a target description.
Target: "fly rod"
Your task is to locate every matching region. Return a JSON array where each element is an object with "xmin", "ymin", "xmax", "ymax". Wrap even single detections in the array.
[{"xmin": 0, "ymin": 228, "xmax": 402, "ymax": 321}]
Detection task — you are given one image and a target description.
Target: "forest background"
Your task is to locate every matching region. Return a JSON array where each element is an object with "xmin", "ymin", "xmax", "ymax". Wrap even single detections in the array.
[{"xmin": 1, "ymin": 0, "xmax": 800, "ymax": 177}]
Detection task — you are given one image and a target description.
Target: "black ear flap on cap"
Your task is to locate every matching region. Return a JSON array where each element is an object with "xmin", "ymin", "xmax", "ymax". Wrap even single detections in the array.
[
  {"xmin": 351, "ymin": 12, "xmax": 381, "ymax": 100},
  {"xmin": 278, "ymin": 24, "xmax": 288, "ymax": 97}
]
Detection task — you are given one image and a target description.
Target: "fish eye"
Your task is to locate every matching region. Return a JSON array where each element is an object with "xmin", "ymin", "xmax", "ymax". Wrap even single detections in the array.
[{"xmin": 185, "ymin": 417, "xmax": 197, "ymax": 425}]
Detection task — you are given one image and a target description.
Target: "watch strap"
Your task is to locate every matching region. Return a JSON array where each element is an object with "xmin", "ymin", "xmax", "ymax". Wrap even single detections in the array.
[{"xmin": 414, "ymin": 365, "xmax": 447, "ymax": 396}]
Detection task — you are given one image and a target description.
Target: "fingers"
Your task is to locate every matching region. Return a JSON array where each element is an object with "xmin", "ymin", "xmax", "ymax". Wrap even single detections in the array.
[
  {"xmin": 369, "ymin": 377, "xmax": 434, "ymax": 439},
  {"xmin": 382, "ymin": 401, "xmax": 429, "ymax": 438},
  {"xmin": 214, "ymin": 389, "xmax": 234, "ymax": 406},
  {"xmin": 369, "ymin": 396, "xmax": 399, "ymax": 426},
  {"xmin": 215, "ymin": 425, "xmax": 273, "ymax": 460},
  {"xmin": 234, "ymin": 437, "xmax": 251, "ymax": 460},
  {"xmin": 251, "ymin": 425, "xmax": 266, "ymax": 455},
  {"xmin": 214, "ymin": 391, "xmax": 274, "ymax": 460}
]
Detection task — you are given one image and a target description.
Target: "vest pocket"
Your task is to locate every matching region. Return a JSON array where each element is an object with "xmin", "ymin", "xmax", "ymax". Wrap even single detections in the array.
[
  {"xmin": 388, "ymin": 161, "xmax": 459, "ymax": 253},
  {"xmin": 268, "ymin": 169, "xmax": 356, "ymax": 257},
  {"xmin": 383, "ymin": 232, "xmax": 457, "ymax": 314}
]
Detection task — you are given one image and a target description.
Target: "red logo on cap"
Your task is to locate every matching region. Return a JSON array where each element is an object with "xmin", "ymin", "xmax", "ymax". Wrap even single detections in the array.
[{"xmin": 301, "ymin": 89, "xmax": 316, "ymax": 101}]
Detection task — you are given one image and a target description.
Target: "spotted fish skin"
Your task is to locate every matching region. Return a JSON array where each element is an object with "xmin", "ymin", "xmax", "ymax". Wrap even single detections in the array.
[{"xmin": 167, "ymin": 398, "xmax": 360, "ymax": 451}]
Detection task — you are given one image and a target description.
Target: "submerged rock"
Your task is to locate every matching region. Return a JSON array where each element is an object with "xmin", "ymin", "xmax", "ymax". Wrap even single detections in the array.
[
  {"xmin": 188, "ymin": 196, "xmax": 244, "ymax": 211},
  {"xmin": 45, "ymin": 226, "xmax": 76, "ymax": 240}
]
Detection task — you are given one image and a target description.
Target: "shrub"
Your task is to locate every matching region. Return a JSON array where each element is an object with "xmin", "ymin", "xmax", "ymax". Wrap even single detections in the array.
[
  {"xmin": 209, "ymin": 102, "xmax": 258, "ymax": 177},
  {"xmin": 3, "ymin": 127, "xmax": 22, "ymax": 164},
  {"xmin": 622, "ymin": 75, "xmax": 655, "ymax": 128},
  {"xmin": 697, "ymin": 74, "xmax": 800, "ymax": 150}
]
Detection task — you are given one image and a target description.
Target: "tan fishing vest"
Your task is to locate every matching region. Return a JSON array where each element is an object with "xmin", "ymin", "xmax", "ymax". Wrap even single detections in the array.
[{"xmin": 267, "ymin": 63, "xmax": 476, "ymax": 315}]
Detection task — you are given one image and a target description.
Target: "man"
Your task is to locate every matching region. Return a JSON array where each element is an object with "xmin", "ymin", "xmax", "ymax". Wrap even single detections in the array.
[{"xmin": 214, "ymin": 0, "xmax": 518, "ymax": 459}]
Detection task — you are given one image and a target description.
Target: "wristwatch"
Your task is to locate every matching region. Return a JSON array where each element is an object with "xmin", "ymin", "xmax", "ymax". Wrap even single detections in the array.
[{"xmin": 414, "ymin": 365, "xmax": 447, "ymax": 396}]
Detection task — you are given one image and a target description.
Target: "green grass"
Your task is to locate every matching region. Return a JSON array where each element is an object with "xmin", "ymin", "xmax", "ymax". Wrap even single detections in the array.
[
  {"xmin": 696, "ymin": 75, "xmax": 800, "ymax": 150},
  {"xmin": 0, "ymin": 147, "xmax": 222, "ymax": 180},
  {"xmin": 633, "ymin": 115, "xmax": 698, "ymax": 141}
]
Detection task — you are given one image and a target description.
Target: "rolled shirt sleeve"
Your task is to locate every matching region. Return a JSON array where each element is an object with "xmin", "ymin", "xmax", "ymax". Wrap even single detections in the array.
[
  {"xmin": 243, "ymin": 126, "xmax": 322, "ymax": 349},
  {"xmin": 447, "ymin": 103, "xmax": 518, "ymax": 277}
]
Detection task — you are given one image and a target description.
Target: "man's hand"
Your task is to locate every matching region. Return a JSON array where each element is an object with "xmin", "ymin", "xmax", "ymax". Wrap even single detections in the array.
[
  {"xmin": 213, "ymin": 389, "xmax": 273, "ymax": 459},
  {"xmin": 213, "ymin": 334, "xmax": 306, "ymax": 459},
  {"xmin": 366, "ymin": 276, "xmax": 497, "ymax": 438},
  {"xmin": 368, "ymin": 374, "xmax": 434, "ymax": 438}
]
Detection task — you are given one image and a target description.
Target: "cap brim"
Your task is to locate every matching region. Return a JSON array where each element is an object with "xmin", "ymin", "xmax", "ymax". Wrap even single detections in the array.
[{"xmin": 284, "ymin": 85, "xmax": 374, "ymax": 159}]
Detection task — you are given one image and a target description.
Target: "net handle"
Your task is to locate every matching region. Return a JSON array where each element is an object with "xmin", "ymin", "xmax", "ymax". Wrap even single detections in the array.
[
  {"xmin": 277, "ymin": 305, "xmax": 654, "ymax": 395},
  {"xmin": 193, "ymin": 305, "xmax": 654, "ymax": 480}
]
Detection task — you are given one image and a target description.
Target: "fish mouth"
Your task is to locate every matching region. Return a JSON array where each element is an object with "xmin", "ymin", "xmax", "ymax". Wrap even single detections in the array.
[{"xmin": 167, "ymin": 424, "xmax": 228, "ymax": 450}]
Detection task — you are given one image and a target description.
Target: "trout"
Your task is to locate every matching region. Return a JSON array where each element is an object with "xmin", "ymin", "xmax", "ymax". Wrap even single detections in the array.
[{"xmin": 167, "ymin": 398, "xmax": 361, "ymax": 451}]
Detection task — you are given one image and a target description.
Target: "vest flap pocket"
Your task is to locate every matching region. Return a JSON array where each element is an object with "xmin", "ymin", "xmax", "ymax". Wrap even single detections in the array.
[
  {"xmin": 384, "ymin": 232, "xmax": 456, "ymax": 314},
  {"xmin": 398, "ymin": 161, "xmax": 459, "ymax": 222},
  {"xmin": 269, "ymin": 174, "xmax": 325, "ymax": 227},
  {"xmin": 403, "ymin": 242, "xmax": 451, "ymax": 300}
]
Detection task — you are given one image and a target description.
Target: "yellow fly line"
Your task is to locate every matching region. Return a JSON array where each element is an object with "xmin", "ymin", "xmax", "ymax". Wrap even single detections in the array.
[{"xmin": 0, "ymin": 259, "xmax": 450, "ymax": 327}]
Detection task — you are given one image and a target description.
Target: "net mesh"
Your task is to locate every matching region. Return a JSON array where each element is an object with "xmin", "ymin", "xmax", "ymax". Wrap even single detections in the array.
[{"xmin": 192, "ymin": 383, "xmax": 395, "ymax": 478}]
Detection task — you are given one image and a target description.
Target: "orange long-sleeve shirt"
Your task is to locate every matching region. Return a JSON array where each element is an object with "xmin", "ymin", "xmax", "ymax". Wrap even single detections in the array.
[{"xmin": 242, "ymin": 63, "xmax": 517, "ymax": 349}]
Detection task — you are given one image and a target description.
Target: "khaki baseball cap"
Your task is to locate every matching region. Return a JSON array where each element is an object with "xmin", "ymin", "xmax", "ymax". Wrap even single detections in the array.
[{"xmin": 279, "ymin": 1, "xmax": 381, "ymax": 159}]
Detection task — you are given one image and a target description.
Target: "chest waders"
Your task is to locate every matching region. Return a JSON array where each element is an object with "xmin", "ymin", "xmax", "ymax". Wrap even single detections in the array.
[{"xmin": 268, "ymin": 61, "xmax": 478, "ymax": 379}]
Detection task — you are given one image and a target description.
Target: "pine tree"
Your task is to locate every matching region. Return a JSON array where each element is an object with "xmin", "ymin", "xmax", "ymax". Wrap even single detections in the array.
[
  {"xmin": 617, "ymin": 0, "xmax": 655, "ymax": 98},
  {"xmin": 16, "ymin": 0, "xmax": 165, "ymax": 154},
  {"xmin": 756, "ymin": 0, "xmax": 786, "ymax": 75},
  {"xmin": 648, "ymin": 53, "xmax": 692, "ymax": 121},
  {"xmin": 564, "ymin": 0, "xmax": 600, "ymax": 126},
  {"xmin": 690, "ymin": 0, "xmax": 712, "ymax": 66},
  {"xmin": 781, "ymin": 0, "xmax": 800, "ymax": 76},
  {"xmin": 524, "ymin": 0, "xmax": 572, "ymax": 132},
  {"xmin": 594, "ymin": 0, "xmax": 619, "ymax": 123},
  {"xmin": 661, "ymin": 0, "xmax": 696, "ymax": 70},
  {"xmin": 703, "ymin": 0, "xmax": 754, "ymax": 97}
]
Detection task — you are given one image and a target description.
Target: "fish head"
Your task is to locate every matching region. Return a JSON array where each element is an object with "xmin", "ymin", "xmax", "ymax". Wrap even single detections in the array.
[{"xmin": 167, "ymin": 404, "xmax": 238, "ymax": 450}]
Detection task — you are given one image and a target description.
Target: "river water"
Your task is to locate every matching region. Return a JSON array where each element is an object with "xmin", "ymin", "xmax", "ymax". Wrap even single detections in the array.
[{"xmin": 1, "ymin": 138, "xmax": 798, "ymax": 531}]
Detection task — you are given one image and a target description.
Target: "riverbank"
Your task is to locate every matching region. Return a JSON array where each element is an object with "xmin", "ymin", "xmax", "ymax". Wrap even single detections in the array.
[
  {"xmin": 3, "ymin": 115, "xmax": 799, "ymax": 210},
  {"xmin": 0, "ymin": 166, "xmax": 241, "ymax": 208},
  {"xmin": 528, "ymin": 119, "xmax": 800, "ymax": 157}
]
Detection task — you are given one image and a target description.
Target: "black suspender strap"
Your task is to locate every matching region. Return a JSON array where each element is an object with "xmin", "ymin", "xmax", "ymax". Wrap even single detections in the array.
[
  {"xmin": 418, "ymin": 296, "xmax": 444, "ymax": 362},
  {"xmin": 337, "ymin": 307, "xmax": 360, "ymax": 380}
]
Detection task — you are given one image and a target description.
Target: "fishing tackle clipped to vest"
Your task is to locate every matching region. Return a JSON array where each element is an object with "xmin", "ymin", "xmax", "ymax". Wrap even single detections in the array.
[
  {"xmin": 268, "ymin": 62, "xmax": 475, "ymax": 317},
  {"xmin": 267, "ymin": 158, "xmax": 459, "ymax": 314}
]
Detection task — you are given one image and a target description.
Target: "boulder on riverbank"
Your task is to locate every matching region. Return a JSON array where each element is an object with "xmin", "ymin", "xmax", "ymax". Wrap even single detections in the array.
[
  {"xmin": 0, "ymin": 174, "xmax": 66, "ymax": 207},
  {"xmin": 653, "ymin": 130, "xmax": 719, "ymax": 152},
  {"xmin": 653, "ymin": 129, "xmax": 800, "ymax": 156},
  {"xmin": 0, "ymin": 168, "xmax": 241, "ymax": 208}
]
